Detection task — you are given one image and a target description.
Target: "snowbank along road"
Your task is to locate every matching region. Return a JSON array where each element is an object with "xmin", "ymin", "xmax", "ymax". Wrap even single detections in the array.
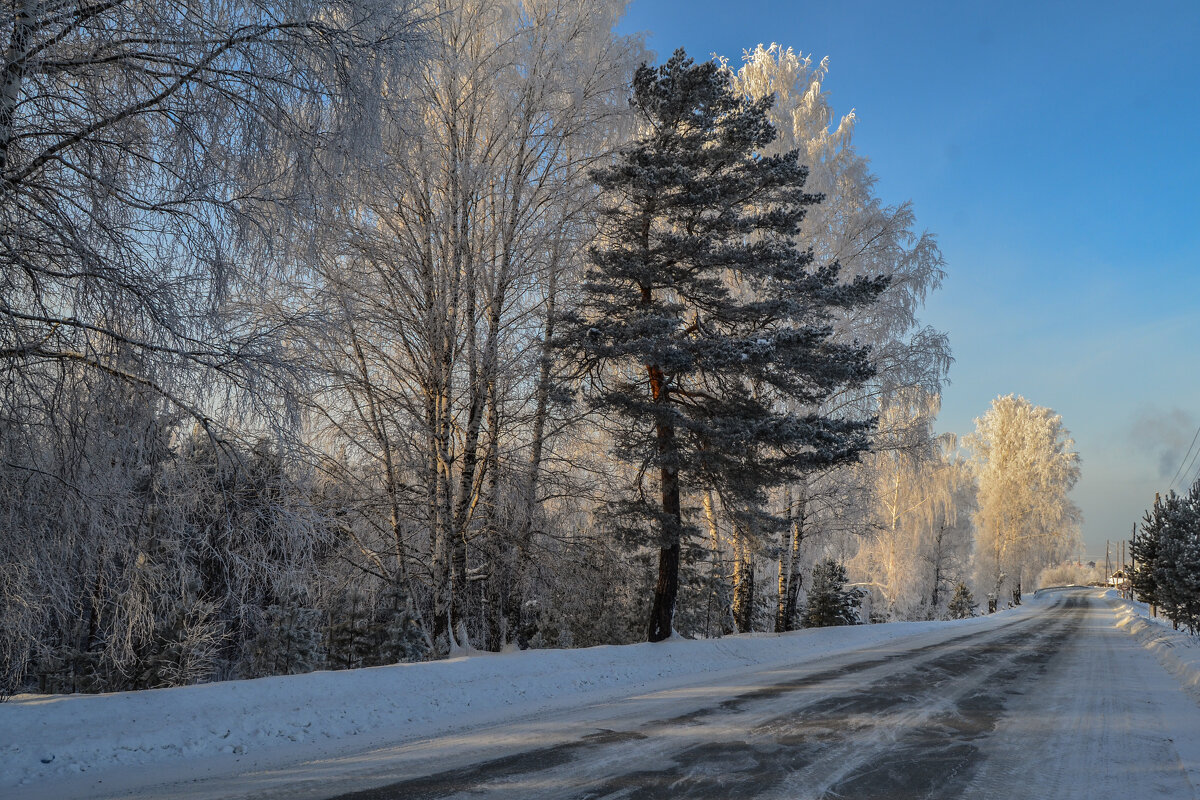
[{"xmin": 312, "ymin": 589, "xmax": 1200, "ymax": 800}]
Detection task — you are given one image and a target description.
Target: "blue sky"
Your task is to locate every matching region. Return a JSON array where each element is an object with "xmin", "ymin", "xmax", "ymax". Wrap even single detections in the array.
[{"xmin": 616, "ymin": 0, "xmax": 1200, "ymax": 558}]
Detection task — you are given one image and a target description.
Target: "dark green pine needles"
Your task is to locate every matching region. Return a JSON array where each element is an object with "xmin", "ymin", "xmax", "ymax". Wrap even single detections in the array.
[{"xmin": 558, "ymin": 49, "xmax": 888, "ymax": 642}]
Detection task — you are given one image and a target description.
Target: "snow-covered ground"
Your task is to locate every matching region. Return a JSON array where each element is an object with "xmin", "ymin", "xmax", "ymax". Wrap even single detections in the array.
[
  {"xmin": 1, "ymin": 604, "xmax": 1040, "ymax": 798},
  {"xmin": 4, "ymin": 589, "xmax": 1199, "ymax": 800}
]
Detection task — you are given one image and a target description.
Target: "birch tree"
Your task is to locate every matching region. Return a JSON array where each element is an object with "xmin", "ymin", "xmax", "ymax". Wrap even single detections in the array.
[
  {"xmin": 1, "ymin": 0, "xmax": 420, "ymax": 420},
  {"xmin": 723, "ymin": 44, "xmax": 951, "ymax": 626},
  {"xmin": 966, "ymin": 394, "xmax": 1081, "ymax": 603},
  {"xmin": 849, "ymin": 391, "xmax": 975, "ymax": 620},
  {"xmin": 306, "ymin": 0, "xmax": 641, "ymax": 652},
  {"xmin": 0, "ymin": 0, "xmax": 422, "ymax": 693}
]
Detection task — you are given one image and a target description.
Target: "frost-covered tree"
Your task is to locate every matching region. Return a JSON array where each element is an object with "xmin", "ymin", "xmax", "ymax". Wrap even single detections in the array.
[
  {"xmin": 726, "ymin": 44, "xmax": 948, "ymax": 396},
  {"xmin": 966, "ymin": 394, "xmax": 1081, "ymax": 603},
  {"xmin": 723, "ymin": 44, "xmax": 951, "ymax": 622},
  {"xmin": 0, "ymin": 0, "xmax": 421, "ymax": 423},
  {"xmin": 248, "ymin": 606, "xmax": 326, "ymax": 677},
  {"xmin": 305, "ymin": 0, "xmax": 642, "ymax": 653},
  {"xmin": 562, "ymin": 50, "xmax": 885, "ymax": 642},
  {"xmin": 850, "ymin": 392, "xmax": 975, "ymax": 620},
  {"xmin": 373, "ymin": 581, "xmax": 430, "ymax": 664},
  {"xmin": 0, "ymin": 0, "xmax": 421, "ymax": 694}
]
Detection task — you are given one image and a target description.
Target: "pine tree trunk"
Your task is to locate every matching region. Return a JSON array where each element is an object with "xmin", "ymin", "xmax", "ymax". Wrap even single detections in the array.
[{"xmin": 647, "ymin": 364, "xmax": 680, "ymax": 643}]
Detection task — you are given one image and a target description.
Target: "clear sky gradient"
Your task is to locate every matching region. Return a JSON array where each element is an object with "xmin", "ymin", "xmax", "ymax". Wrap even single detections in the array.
[{"xmin": 616, "ymin": 0, "xmax": 1200, "ymax": 559}]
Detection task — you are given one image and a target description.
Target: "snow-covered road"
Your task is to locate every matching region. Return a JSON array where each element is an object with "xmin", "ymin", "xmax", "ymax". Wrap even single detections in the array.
[
  {"xmin": 294, "ymin": 589, "xmax": 1200, "ymax": 799},
  {"xmin": 7, "ymin": 589, "xmax": 1200, "ymax": 799}
]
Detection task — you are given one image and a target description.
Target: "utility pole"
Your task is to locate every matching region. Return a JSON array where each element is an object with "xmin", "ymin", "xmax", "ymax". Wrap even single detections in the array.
[
  {"xmin": 1105, "ymin": 540, "xmax": 1110, "ymax": 584},
  {"xmin": 1128, "ymin": 526, "xmax": 1135, "ymax": 602},
  {"xmin": 1119, "ymin": 540, "xmax": 1126, "ymax": 598}
]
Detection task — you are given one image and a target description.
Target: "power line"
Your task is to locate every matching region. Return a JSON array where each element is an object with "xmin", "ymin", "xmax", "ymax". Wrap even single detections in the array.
[
  {"xmin": 1168, "ymin": 422, "xmax": 1200, "ymax": 492},
  {"xmin": 1184, "ymin": 447, "xmax": 1200, "ymax": 493},
  {"xmin": 1175, "ymin": 435, "xmax": 1200, "ymax": 493}
]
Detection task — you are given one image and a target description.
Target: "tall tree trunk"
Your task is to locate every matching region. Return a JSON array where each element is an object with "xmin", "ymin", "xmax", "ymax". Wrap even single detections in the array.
[
  {"xmin": 428, "ymin": 381, "xmax": 449, "ymax": 645},
  {"xmin": 481, "ymin": 362, "xmax": 504, "ymax": 651},
  {"xmin": 775, "ymin": 484, "xmax": 792, "ymax": 633},
  {"xmin": 479, "ymin": 257, "xmax": 510, "ymax": 651},
  {"xmin": 732, "ymin": 523, "xmax": 755, "ymax": 633},
  {"xmin": 781, "ymin": 477, "xmax": 807, "ymax": 631},
  {"xmin": 929, "ymin": 519, "xmax": 946, "ymax": 614},
  {"xmin": 503, "ymin": 254, "xmax": 559, "ymax": 648},
  {"xmin": 450, "ymin": 243, "xmax": 481, "ymax": 649},
  {"xmin": 0, "ymin": 0, "xmax": 33, "ymax": 179},
  {"xmin": 702, "ymin": 490, "xmax": 723, "ymax": 638},
  {"xmin": 647, "ymin": 363, "xmax": 680, "ymax": 643}
]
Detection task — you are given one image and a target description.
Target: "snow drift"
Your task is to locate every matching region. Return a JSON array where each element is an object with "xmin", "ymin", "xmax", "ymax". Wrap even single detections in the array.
[{"xmin": 1109, "ymin": 590, "xmax": 1200, "ymax": 699}]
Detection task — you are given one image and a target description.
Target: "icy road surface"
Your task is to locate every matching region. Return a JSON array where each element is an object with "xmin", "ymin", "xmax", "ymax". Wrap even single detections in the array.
[{"xmin": 309, "ymin": 590, "xmax": 1200, "ymax": 800}]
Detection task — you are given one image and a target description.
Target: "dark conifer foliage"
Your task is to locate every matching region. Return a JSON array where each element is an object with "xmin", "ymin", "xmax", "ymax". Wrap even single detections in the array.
[
  {"xmin": 947, "ymin": 581, "xmax": 977, "ymax": 620},
  {"xmin": 802, "ymin": 559, "xmax": 863, "ymax": 627},
  {"xmin": 1132, "ymin": 482, "xmax": 1200, "ymax": 633},
  {"xmin": 559, "ymin": 50, "xmax": 887, "ymax": 642},
  {"xmin": 1130, "ymin": 497, "xmax": 1166, "ymax": 613}
]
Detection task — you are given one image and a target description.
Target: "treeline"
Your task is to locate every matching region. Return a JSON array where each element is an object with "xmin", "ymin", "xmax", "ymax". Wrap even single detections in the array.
[
  {"xmin": 1130, "ymin": 481, "xmax": 1200, "ymax": 633},
  {"xmin": 1, "ymin": 0, "xmax": 1084, "ymax": 698}
]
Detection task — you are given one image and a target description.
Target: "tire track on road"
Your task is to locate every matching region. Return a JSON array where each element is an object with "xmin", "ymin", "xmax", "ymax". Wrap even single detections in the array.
[{"xmin": 327, "ymin": 597, "xmax": 1077, "ymax": 800}]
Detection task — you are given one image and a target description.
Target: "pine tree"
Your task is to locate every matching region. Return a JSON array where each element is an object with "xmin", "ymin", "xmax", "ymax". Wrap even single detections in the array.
[
  {"xmin": 1154, "ymin": 482, "xmax": 1200, "ymax": 633},
  {"xmin": 1131, "ymin": 497, "xmax": 1166, "ymax": 613},
  {"xmin": 249, "ymin": 605, "xmax": 325, "ymax": 677},
  {"xmin": 1181, "ymin": 483, "xmax": 1200, "ymax": 632},
  {"xmin": 372, "ymin": 581, "xmax": 429, "ymax": 664},
  {"xmin": 1154, "ymin": 490, "xmax": 1187, "ymax": 630},
  {"xmin": 560, "ymin": 50, "xmax": 885, "ymax": 643},
  {"xmin": 947, "ymin": 581, "xmax": 976, "ymax": 620},
  {"xmin": 802, "ymin": 559, "xmax": 862, "ymax": 627},
  {"xmin": 327, "ymin": 588, "xmax": 374, "ymax": 670}
]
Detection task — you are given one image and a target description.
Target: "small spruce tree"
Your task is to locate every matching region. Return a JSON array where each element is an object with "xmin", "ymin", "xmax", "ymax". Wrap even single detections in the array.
[
  {"xmin": 947, "ymin": 581, "xmax": 976, "ymax": 620},
  {"xmin": 802, "ymin": 559, "xmax": 862, "ymax": 627},
  {"xmin": 327, "ymin": 588, "xmax": 374, "ymax": 669},
  {"xmin": 372, "ymin": 581, "xmax": 429, "ymax": 664},
  {"xmin": 249, "ymin": 605, "xmax": 325, "ymax": 677}
]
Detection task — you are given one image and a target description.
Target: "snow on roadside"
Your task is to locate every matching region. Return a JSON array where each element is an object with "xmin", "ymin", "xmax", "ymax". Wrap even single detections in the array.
[
  {"xmin": 1107, "ymin": 589, "xmax": 1200, "ymax": 699},
  {"xmin": 0, "ymin": 604, "xmax": 1037, "ymax": 793}
]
